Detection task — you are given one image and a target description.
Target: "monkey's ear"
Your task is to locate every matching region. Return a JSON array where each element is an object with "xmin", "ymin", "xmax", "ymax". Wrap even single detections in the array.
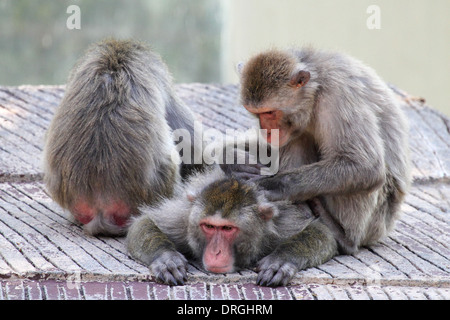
[
  {"xmin": 290, "ymin": 70, "xmax": 310, "ymax": 88},
  {"xmin": 257, "ymin": 203, "xmax": 275, "ymax": 221},
  {"xmin": 236, "ymin": 62, "xmax": 244, "ymax": 75},
  {"xmin": 187, "ymin": 193, "xmax": 196, "ymax": 202}
]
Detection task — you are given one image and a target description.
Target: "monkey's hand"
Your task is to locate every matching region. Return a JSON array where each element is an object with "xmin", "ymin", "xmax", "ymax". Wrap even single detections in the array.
[
  {"xmin": 150, "ymin": 251, "xmax": 188, "ymax": 286},
  {"xmin": 220, "ymin": 163, "xmax": 267, "ymax": 180},
  {"xmin": 255, "ymin": 175, "xmax": 288, "ymax": 201},
  {"xmin": 256, "ymin": 254, "xmax": 298, "ymax": 287}
]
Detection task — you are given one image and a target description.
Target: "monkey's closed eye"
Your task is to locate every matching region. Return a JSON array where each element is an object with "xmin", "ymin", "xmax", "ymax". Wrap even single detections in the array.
[
  {"xmin": 200, "ymin": 223, "xmax": 217, "ymax": 235},
  {"xmin": 260, "ymin": 111, "xmax": 277, "ymax": 120}
]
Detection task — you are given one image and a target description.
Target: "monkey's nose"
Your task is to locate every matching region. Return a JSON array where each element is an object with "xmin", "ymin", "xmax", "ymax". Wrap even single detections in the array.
[{"xmin": 215, "ymin": 250, "xmax": 222, "ymax": 256}]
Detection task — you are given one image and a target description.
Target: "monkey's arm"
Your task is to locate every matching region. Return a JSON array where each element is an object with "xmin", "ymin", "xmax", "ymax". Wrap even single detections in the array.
[
  {"xmin": 166, "ymin": 95, "xmax": 208, "ymax": 178},
  {"xmin": 127, "ymin": 215, "xmax": 188, "ymax": 285},
  {"xmin": 258, "ymin": 156, "xmax": 385, "ymax": 201},
  {"xmin": 257, "ymin": 220, "xmax": 338, "ymax": 287},
  {"xmin": 258, "ymin": 98, "xmax": 386, "ymax": 201}
]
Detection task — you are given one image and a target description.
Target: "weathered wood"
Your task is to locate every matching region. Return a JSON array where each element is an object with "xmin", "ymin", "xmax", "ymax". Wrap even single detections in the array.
[{"xmin": 0, "ymin": 84, "xmax": 449, "ymax": 300}]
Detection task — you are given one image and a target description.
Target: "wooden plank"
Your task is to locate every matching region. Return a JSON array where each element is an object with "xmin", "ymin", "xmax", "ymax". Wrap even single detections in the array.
[
  {"xmin": 1, "ymin": 279, "xmax": 449, "ymax": 300},
  {"xmin": 0, "ymin": 181, "xmax": 449, "ymax": 288},
  {"xmin": 0, "ymin": 84, "xmax": 449, "ymax": 300}
]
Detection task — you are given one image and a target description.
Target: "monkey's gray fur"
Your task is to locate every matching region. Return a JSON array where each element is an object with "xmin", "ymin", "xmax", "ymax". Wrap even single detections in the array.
[
  {"xmin": 238, "ymin": 48, "xmax": 411, "ymax": 254},
  {"xmin": 44, "ymin": 39, "xmax": 202, "ymax": 236},
  {"xmin": 127, "ymin": 167, "xmax": 337, "ymax": 286}
]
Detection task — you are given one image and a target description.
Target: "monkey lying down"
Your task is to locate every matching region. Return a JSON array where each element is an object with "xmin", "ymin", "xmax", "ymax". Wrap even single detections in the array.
[{"xmin": 126, "ymin": 167, "xmax": 337, "ymax": 287}]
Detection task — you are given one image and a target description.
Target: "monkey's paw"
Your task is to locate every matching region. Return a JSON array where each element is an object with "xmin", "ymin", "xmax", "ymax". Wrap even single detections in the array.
[
  {"xmin": 220, "ymin": 163, "xmax": 267, "ymax": 180},
  {"xmin": 256, "ymin": 255, "xmax": 297, "ymax": 287},
  {"xmin": 256, "ymin": 176, "xmax": 287, "ymax": 201},
  {"xmin": 150, "ymin": 251, "xmax": 188, "ymax": 286}
]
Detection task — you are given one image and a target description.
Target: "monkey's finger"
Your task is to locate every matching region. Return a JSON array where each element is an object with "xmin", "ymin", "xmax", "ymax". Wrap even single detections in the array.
[
  {"xmin": 248, "ymin": 175, "xmax": 266, "ymax": 183},
  {"xmin": 234, "ymin": 163, "xmax": 266, "ymax": 173},
  {"xmin": 165, "ymin": 259, "xmax": 188, "ymax": 284},
  {"xmin": 151, "ymin": 260, "xmax": 184, "ymax": 285},
  {"xmin": 229, "ymin": 165, "xmax": 266, "ymax": 180},
  {"xmin": 257, "ymin": 267, "xmax": 292, "ymax": 287},
  {"xmin": 155, "ymin": 264, "xmax": 185, "ymax": 286},
  {"xmin": 174, "ymin": 258, "xmax": 188, "ymax": 279},
  {"xmin": 256, "ymin": 261, "xmax": 279, "ymax": 286},
  {"xmin": 269, "ymin": 263, "xmax": 297, "ymax": 287},
  {"xmin": 256, "ymin": 268, "xmax": 276, "ymax": 287},
  {"xmin": 266, "ymin": 270, "xmax": 289, "ymax": 287},
  {"xmin": 169, "ymin": 265, "xmax": 188, "ymax": 284},
  {"xmin": 232, "ymin": 172, "xmax": 262, "ymax": 181},
  {"xmin": 159, "ymin": 270, "xmax": 183, "ymax": 286}
]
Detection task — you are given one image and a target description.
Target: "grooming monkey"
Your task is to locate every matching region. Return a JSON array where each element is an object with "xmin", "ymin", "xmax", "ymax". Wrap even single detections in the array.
[
  {"xmin": 230, "ymin": 48, "xmax": 411, "ymax": 254},
  {"xmin": 44, "ymin": 39, "xmax": 203, "ymax": 236},
  {"xmin": 127, "ymin": 167, "xmax": 337, "ymax": 286}
]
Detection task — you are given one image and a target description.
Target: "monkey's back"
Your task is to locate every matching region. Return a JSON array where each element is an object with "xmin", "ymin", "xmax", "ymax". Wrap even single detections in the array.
[
  {"xmin": 44, "ymin": 39, "xmax": 178, "ymax": 208},
  {"xmin": 294, "ymin": 48, "xmax": 411, "ymax": 245}
]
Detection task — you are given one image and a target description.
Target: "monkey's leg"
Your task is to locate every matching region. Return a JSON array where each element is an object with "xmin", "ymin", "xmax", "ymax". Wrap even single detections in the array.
[
  {"xmin": 256, "ymin": 220, "xmax": 338, "ymax": 287},
  {"xmin": 127, "ymin": 215, "xmax": 188, "ymax": 285}
]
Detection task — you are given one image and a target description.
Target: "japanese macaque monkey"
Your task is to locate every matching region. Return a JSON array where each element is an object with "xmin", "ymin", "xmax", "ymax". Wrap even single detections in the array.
[
  {"xmin": 44, "ymin": 39, "xmax": 203, "ymax": 236},
  {"xmin": 127, "ymin": 167, "xmax": 337, "ymax": 287},
  {"xmin": 234, "ymin": 48, "xmax": 411, "ymax": 254}
]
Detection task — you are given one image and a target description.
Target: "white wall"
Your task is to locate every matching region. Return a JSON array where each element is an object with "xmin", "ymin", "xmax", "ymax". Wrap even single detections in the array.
[{"xmin": 221, "ymin": 0, "xmax": 450, "ymax": 116}]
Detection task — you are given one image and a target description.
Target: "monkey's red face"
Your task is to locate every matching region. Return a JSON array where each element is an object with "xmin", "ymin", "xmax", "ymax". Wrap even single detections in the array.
[
  {"xmin": 244, "ymin": 106, "xmax": 290, "ymax": 147},
  {"xmin": 200, "ymin": 216, "xmax": 239, "ymax": 273}
]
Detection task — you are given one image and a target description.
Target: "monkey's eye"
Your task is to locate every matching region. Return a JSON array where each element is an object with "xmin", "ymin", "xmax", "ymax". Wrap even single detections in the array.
[
  {"xmin": 200, "ymin": 223, "xmax": 217, "ymax": 235},
  {"xmin": 221, "ymin": 225, "xmax": 233, "ymax": 231}
]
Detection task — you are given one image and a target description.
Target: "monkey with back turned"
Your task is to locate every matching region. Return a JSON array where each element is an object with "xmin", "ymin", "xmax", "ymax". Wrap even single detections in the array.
[
  {"xmin": 44, "ymin": 39, "xmax": 204, "ymax": 236},
  {"xmin": 228, "ymin": 47, "xmax": 411, "ymax": 254}
]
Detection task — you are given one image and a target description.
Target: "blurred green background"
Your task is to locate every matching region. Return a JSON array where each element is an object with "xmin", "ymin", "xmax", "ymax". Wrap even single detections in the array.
[
  {"xmin": 0, "ymin": 0, "xmax": 222, "ymax": 84},
  {"xmin": 0, "ymin": 0, "xmax": 449, "ymax": 116}
]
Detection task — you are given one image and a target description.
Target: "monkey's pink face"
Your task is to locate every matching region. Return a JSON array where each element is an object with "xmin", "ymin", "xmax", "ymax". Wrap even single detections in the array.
[
  {"xmin": 244, "ymin": 105, "xmax": 290, "ymax": 147},
  {"xmin": 199, "ymin": 216, "xmax": 239, "ymax": 273}
]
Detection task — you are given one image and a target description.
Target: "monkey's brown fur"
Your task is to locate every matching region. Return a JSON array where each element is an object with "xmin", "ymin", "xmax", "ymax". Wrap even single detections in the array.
[
  {"xmin": 200, "ymin": 178, "xmax": 257, "ymax": 218},
  {"xmin": 241, "ymin": 51, "xmax": 298, "ymax": 103}
]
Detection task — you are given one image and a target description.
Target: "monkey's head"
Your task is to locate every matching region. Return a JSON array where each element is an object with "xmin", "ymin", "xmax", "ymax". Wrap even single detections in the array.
[
  {"xmin": 239, "ymin": 49, "xmax": 315, "ymax": 147},
  {"xmin": 186, "ymin": 178, "xmax": 278, "ymax": 274}
]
